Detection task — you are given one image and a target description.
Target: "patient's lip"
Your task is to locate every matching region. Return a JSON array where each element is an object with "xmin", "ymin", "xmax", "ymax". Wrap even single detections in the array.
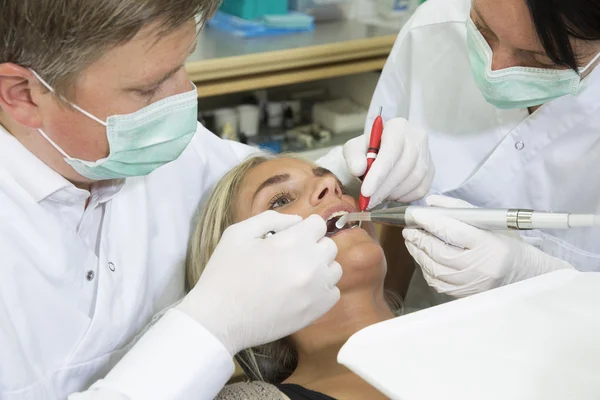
[{"xmin": 321, "ymin": 202, "xmax": 357, "ymax": 222}]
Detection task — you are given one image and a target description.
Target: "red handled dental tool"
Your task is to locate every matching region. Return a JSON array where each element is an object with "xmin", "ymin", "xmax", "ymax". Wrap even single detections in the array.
[{"xmin": 358, "ymin": 106, "xmax": 384, "ymax": 221}]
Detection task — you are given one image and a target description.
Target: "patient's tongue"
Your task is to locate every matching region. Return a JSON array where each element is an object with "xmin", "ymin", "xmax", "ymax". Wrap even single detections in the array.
[{"xmin": 326, "ymin": 216, "xmax": 342, "ymax": 234}]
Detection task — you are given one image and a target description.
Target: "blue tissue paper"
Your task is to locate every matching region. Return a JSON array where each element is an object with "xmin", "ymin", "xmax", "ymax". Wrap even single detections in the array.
[{"xmin": 208, "ymin": 11, "xmax": 315, "ymax": 38}]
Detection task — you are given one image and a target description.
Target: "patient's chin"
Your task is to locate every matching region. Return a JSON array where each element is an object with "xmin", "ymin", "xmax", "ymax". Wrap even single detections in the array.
[{"xmin": 333, "ymin": 229, "xmax": 386, "ymax": 291}]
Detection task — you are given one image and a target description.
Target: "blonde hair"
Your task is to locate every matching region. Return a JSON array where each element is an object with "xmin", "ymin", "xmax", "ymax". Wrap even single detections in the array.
[
  {"xmin": 187, "ymin": 154, "xmax": 274, "ymax": 291},
  {"xmin": 186, "ymin": 154, "xmax": 402, "ymax": 383},
  {"xmin": 187, "ymin": 153, "xmax": 298, "ymax": 383}
]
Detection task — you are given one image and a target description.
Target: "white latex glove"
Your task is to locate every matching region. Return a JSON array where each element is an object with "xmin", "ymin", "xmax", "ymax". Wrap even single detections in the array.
[
  {"xmin": 178, "ymin": 211, "xmax": 342, "ymax": 356},
  {"xmin": 343, "ymin": 117, "xmax": 434, "ymax": 207},
  {"xmin": 402, "ymin": 195, "xmax": 574, "ymax": 298}
]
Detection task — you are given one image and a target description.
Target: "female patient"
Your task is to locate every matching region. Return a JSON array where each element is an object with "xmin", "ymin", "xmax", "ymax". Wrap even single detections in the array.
[{"xmin": 187, "ymin": 154, "xmax": 400, "ymax": 400}]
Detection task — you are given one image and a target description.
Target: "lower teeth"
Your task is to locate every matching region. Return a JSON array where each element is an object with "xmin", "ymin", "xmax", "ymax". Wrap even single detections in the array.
[{"xmin": 326, "ymin": 220, "xmax": 359, "ymax": 236}]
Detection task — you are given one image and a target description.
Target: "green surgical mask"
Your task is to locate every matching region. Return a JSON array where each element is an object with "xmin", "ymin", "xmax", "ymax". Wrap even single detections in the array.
[
  {"xmin": 31, "ymin": 70, "xmax": 198, "ymax": 181},
  {"xmin": 466, "ymin": 18, "xmax": 600, "ymax": 110}
]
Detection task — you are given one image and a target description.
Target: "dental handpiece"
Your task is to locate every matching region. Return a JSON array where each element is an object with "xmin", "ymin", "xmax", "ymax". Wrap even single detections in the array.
[{"xmin": 335, "ymin": 206, "xmax": 600, "ymax": 231}]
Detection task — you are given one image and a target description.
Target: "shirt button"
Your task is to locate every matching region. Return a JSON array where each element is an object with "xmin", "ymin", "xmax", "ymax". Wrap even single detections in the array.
[
  {"xmin": 108, "ymin": 262, "xmax": 116, "ymax": 272},
  {"xmin": 515, "ymin": 141, "xmax": 525, "ymax": 150},
  {"xmin": 86, "ymin": 270, "xmax": 95, "ymax": 281}
]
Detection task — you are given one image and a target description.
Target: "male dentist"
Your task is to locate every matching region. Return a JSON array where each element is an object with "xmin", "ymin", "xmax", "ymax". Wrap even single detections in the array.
[{"xmin": 0, "ymin": 1, "xmax": 432, "ymax": 399}]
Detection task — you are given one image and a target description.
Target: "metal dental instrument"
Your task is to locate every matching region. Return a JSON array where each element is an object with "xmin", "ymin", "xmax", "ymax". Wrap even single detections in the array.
[
  {"xmin": 261, "ymin": 231, "xmax": 276, "ymax": 239},
  {"xmin": 336, "ymin": 206, "xmax": 599, "ymax": 231}
]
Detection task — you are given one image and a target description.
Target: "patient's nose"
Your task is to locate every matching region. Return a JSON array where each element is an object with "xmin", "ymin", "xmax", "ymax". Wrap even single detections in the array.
[{"xmin": 311, "ymin": 176, "xmax": 342, "ymax": 205}]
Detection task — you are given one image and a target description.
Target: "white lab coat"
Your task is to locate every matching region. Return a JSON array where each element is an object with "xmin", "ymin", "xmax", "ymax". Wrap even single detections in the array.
[
  {"xmin": 0, "ymin": 123, "xmax": 255, "ymax": 399},
  {"xmin": 368, "ymin": 0, "xmax": 600, "ymax": 274}
]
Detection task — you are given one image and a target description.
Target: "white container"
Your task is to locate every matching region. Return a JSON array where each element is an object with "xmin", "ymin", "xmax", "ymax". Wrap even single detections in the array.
[
  {"xmin": 376, "ymin": 0, "xmax": 420, "ymax": 19},
  {"xmin": 237, "ymin": 105, "xmax": 261, "ymax": 137},
  {"xmin": 312, "ymin": 99, "xmax": 368, "ymax": 134},
  {"xmin": 213, "ymin": 108, "xmax": 238, "ymax": 137},
  {"xmin": 267, "ymin": 102, "xmax": 284, "ymax": 128},
  {"xmin": 289, "ymin": 0, "xmax": 350, "ymax": 21}
]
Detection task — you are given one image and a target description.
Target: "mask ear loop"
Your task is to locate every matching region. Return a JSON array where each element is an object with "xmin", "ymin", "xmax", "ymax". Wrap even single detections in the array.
[
  {"xmin": 579, "ymin": 51, "xmax": 600, "ymax": 80},
  {"xmin": 29, "ymin": 69, "xmax": 107, "ymax": 127},
  {"xmin": 29, "ymin": 69, "xmax": 109, "ymax": 161},
  {"xmin": 37, "ymin": 128, "xmax": 73, "ymax": 160}
]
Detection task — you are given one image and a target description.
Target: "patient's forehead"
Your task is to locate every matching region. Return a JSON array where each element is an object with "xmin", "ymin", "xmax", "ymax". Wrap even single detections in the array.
[{"xmin": 246, "ymin": 158, "xmax": 315, "ymax": 184}]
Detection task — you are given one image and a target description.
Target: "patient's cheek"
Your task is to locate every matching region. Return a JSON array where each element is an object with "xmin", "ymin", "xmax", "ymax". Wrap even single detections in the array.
[{"xmin": 266, "ymin": 200, "xmax": 315, "ymax": 220}]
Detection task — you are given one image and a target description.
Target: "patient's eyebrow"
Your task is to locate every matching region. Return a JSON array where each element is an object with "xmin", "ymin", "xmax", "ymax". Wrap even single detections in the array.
[
  {"xmin": 253, "ymin": 174, "xmax": 291, "ymax": 201},
  {"xmin": 313, "ymin": 167, "xmax": 344, "ymax": 188}
]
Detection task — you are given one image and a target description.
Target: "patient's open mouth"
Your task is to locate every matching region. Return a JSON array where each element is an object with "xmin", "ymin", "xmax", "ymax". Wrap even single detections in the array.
[{"xmin": 326, "ymin": 211, "xmax": 359, "ymax": 237}]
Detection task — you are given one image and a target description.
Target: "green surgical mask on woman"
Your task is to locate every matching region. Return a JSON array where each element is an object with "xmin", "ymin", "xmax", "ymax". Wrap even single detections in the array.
[{"xmin": 466, "ymin": 17, "xmax": 600, "ymax": 110}]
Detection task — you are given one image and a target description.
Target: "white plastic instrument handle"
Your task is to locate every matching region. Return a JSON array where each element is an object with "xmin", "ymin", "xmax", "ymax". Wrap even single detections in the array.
[{"xmin": 342, "ymin": 206, "xmax": 599, "ymax": 230}]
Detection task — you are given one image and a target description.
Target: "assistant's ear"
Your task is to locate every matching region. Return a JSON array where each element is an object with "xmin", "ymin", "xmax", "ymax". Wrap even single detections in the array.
[{"xmin": 0, "ymin": 63, "xmax": 44, "ymax": 128}]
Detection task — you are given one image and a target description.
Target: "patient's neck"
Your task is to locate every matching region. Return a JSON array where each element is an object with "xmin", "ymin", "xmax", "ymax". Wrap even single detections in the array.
[{"xmin": 286, "ymin": 287, "xmax": 394, "ymax": 386}]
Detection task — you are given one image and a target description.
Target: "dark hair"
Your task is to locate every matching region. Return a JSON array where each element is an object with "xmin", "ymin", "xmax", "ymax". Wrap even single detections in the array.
[{"xmin": 525, "ymin": 0, "xmax": 600, "ymax": 70}]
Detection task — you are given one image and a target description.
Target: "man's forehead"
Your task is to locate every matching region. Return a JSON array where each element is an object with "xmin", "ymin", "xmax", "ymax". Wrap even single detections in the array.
[{"xmin": 82, "ymin": 19, "xmax": 197, "ymax": 87}]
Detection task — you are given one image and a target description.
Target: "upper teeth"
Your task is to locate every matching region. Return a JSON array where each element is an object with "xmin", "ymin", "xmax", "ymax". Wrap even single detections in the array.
[{"xmin": 326, "ymin": 211, "xmax": 348, "ymax": 221}]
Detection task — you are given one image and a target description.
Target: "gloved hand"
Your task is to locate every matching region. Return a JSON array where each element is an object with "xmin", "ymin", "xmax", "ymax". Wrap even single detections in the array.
[
  {"xmin": 343, "ymin": 117, "xmax": 434, "ymax": 207},
  {"xmin": 178, "ymin": 211, "xmax": 342, "ymax": 356},
  {"xmin": 402, "ymin": 195, "xmax": 574, "ymax": 297}
]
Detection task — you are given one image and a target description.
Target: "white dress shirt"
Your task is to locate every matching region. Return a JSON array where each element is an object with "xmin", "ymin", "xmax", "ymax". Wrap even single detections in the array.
[{"xmin": 0, "ymin": 123, "xmax": 256, "ymax": 399}]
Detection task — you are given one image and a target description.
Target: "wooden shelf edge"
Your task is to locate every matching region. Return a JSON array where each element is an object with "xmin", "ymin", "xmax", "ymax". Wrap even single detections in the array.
[
  {"xmin": 187, "ymin": 35, "xmax": 395, "ymax": 83},
  {"xmin": 195, "ymin": 56, "xmax": 386, "ymax": 98},
  {"xmin": 188, "ymin": 47, "xmax": 388, "ymax": 82}
]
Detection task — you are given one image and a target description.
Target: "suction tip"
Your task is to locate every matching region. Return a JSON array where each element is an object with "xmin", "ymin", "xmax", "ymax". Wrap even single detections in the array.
[
  {"xmin": 336, "ymin": 214, "xmax": 350, "ymax": 229},
  {"xmin": 335, "ymin": 212, "xmax": 371, "ymax": 229}
]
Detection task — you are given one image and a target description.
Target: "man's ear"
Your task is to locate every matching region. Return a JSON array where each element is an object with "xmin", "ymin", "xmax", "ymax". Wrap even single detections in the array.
[{"xmin": 0, "ymin": 63, "xmax": 43, "ymax": 128}]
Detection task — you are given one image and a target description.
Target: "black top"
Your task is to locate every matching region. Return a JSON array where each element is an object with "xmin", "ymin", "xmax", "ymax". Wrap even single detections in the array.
[{"xmin": 275, "ymin": 384, "xmax": 337, "ymax": 400}]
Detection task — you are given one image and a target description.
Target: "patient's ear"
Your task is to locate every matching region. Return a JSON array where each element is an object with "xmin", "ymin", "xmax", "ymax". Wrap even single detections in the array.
[{"xmin": 0, "ymin": 63, "xmax": 43, "ymax": 128}]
